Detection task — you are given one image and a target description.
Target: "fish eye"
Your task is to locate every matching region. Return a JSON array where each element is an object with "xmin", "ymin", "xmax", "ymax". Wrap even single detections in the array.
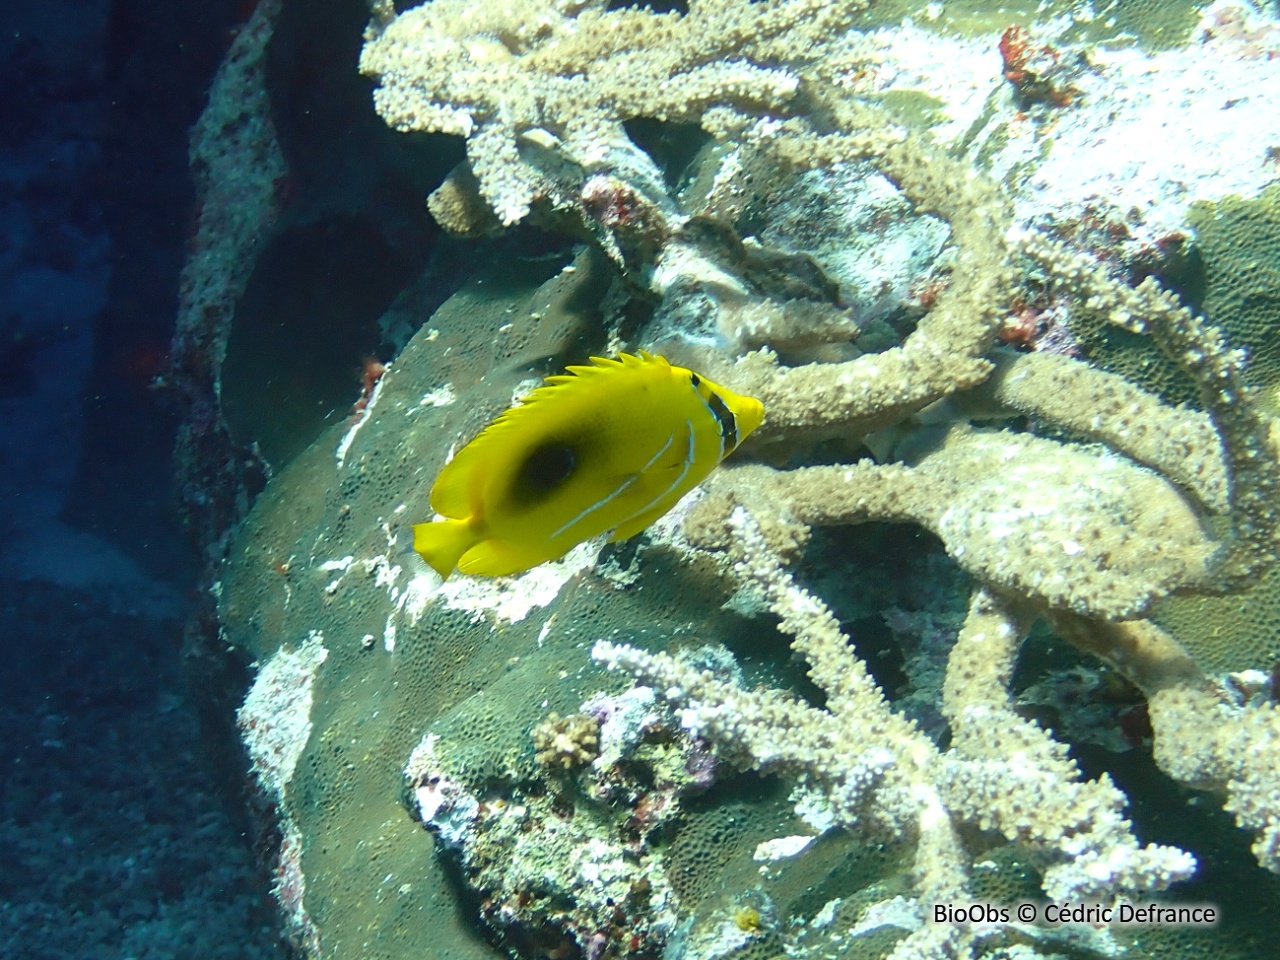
[{"xmin": 514, "ymin": 442, "xmax": 578, "ymax": 501}]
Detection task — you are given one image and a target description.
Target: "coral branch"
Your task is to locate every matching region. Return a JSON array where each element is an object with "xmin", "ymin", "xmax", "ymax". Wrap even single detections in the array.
[
  {"xmin": 941, "ymin": 592, "xmax": 1195, "ymax": 900},
  {"xmin": 360, "ymin": 0, "xmax": 867, "ymax": 225},
  {"xmin": 596, "ymin": 511, "xmax": 1195, "ymax": 954},
  {"xmin": 969, "ymin": 350, "xmax": 1229, "ymax": 513},
  {"xmin": 690, "ymin": 427, "xmax": 1217, "ymax": 619},
  {"xmin": 1017, "ymin": 230, "xmax": 1280, "ymax": 588},
  {"xmin": 1048, "ymin": 613, "xmax": 1280, "ymax": 874}
]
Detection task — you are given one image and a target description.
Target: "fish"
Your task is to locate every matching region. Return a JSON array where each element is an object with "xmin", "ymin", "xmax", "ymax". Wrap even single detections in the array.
[{"xmin": 412, "ymin": 350, "xmax": 765, "ymax": 579}]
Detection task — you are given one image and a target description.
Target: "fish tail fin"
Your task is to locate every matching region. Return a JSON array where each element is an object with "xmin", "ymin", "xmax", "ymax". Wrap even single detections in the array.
[{"xmin": 412, "ymin": 520, "xmax": 478, "ymax": 580}]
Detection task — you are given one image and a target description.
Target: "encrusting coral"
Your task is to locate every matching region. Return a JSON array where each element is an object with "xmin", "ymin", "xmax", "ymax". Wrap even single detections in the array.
[{"xmin": 205, "ymin": 2, "xmax": 1280, "ymax": 959}]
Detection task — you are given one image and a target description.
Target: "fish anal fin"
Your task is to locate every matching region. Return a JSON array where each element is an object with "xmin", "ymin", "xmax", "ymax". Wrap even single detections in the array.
[
  {"xmin": 458, "ymin": 538, "xmax": 551, "ymax": 578},
  {"xmin": 609, "ymin": 500, "xmax": 678, "ymax": 542}
]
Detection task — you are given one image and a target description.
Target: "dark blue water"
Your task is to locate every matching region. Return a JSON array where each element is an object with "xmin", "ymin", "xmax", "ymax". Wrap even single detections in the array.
[{"xmin": 0, "ymin": 3, "xmax": 285, "ymax": 957}]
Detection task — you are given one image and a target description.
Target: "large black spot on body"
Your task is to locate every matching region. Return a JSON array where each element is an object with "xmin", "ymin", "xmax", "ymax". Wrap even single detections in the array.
[{"xmin": 512, "ymin": 442, "xmax": 578, "ymax": 504}]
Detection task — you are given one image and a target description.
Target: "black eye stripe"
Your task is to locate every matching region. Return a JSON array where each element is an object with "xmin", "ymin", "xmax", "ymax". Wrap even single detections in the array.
[
  {"xmin": 706, "ymin": 390, "xmax": 739, "ymax": 453},
  {"xmin": 689, "ymin": 371, "xmax": 738, "ymax": 452}
]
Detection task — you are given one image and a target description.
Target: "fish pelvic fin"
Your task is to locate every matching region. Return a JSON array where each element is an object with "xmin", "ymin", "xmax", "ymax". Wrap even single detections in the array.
[{"xmin": 412, "ymin": 519, "xmax": 479, "ymax": 580}]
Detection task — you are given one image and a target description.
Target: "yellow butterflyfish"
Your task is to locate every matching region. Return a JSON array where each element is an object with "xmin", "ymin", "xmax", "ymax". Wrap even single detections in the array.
[{"xmin": 413, "ymin": 351, "xmax": 764, "ymax": 579}]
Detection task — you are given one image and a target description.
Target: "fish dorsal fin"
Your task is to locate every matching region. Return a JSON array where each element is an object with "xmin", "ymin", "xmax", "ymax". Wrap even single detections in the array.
[
  {"xmin": 542, "ymin": 351, "xmax": 656, "ymax": 387},
  {"xmin": 429, "ymin": 352, "xmax": 669, "ymax": 518}
]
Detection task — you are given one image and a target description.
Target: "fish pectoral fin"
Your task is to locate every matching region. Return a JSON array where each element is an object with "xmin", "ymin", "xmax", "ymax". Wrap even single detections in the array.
[
  {"xmin": 458, "ymin": 538, "xmax": 551, "ymax": 578},
  {"xmin": 413, "ymin": 519, "xmax": 480, "ymax": 580}
]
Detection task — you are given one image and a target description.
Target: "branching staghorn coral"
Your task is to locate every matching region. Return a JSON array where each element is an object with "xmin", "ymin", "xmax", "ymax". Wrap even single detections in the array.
[
  {"xmin": 1046, "ymin": 613, "xmax": 1280, "ymax": 876},
  {"xmin": 662, "ymin": 231, "xmax": 1280, "ymax": 898},
  {"xmin": 359, "ymin": 0, "xmax": 866, "ymax": 226},
  {"xmin": 595, "ymin": 514, "xmax": 1198, "ymax": 960},
  {"xmin": 684, "ymin": 225, "xmax": 1279, "ymax": 614},
  {"xmin": 689, "ymin": 111, "xmax": 1013, "ymax": 443},
  {"xmin": 687, "ymin": 427, "xmax": 1217, "ymax": 620},
  {"xmin": 1013, "ymin": 231, "xmax": 1280, "ymax": 590}
]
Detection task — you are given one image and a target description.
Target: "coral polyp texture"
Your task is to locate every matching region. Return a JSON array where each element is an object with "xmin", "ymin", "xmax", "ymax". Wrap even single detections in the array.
[{"xmin": 182, "ymin": 0, "xmax": 1280, "ymax": 959}]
